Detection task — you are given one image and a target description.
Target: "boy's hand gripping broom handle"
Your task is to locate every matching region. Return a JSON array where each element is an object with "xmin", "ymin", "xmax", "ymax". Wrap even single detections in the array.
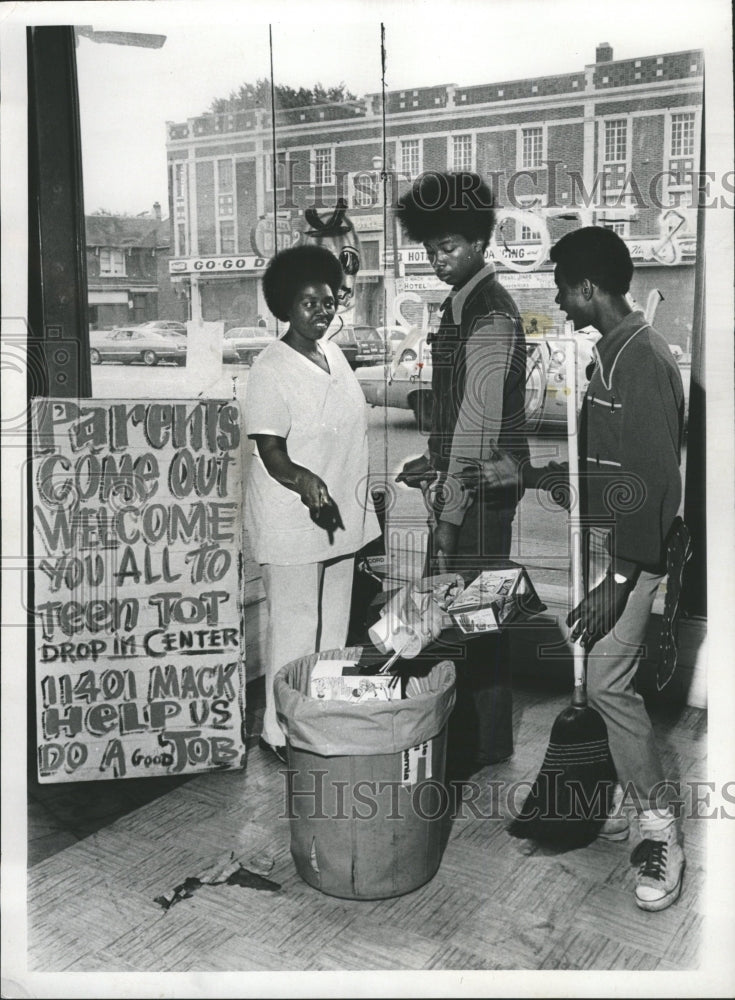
[{"xmin": 565, "ymin": 337, "xmax": 586, "ymax": 708}]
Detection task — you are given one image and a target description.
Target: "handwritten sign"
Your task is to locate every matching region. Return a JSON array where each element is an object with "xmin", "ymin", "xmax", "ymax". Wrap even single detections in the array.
[{"xmin": 31, "ymin": 398, "xmax": 246, "ymax": 783}]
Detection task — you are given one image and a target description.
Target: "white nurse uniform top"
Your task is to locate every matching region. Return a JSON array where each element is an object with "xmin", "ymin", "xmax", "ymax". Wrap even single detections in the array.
[{"xmin": 244, "ymin": 337, "xmax": 381, "ymax": 566}]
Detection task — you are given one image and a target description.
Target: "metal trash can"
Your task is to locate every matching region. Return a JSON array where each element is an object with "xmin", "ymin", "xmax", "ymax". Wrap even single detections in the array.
[{"xmin": 273, "ymin": 646, "xmax": 456, "ymax": 900}]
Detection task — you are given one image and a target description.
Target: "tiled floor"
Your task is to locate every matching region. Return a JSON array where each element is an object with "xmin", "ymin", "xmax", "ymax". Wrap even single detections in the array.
[
  {"xmin": 25, "ymin": 632, "xmax": 707, "ymax": 974},
  {"xmin": 27, "ymin": 678, "xmax": 268, "ymax": 867},
  {"xmin": 23, "ymin": 514, "xmax": 709, "ymax": 974}
]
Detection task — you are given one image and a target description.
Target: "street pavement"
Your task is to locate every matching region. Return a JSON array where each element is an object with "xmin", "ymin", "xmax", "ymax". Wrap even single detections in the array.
[{"xmin": 365, "ymin": 402, "xmax": 572, "ymax": 592}]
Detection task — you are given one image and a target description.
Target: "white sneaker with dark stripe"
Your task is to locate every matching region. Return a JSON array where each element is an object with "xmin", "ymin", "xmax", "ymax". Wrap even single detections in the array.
[{"xmin": 631, "ymin": 810, "xmax": 685, "ymax": 911}]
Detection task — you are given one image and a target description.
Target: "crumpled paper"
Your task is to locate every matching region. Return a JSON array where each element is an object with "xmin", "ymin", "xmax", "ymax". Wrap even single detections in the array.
[
  {"xmin": 154, "ymin": 850, "xmax": 280, "ymax": 910},
  {"xmin": 368, "ymin": 573, "xmax": 464, "ymax": 657}
]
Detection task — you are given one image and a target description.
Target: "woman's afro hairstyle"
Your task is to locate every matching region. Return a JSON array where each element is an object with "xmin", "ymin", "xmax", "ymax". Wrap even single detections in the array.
[
  {"xmin": 395, "ymin": 171, "xmax": 496, "ymax": 247},
  {"xmin": 262, "ymin": 243, "xmax": 343, "ymax": 322}
]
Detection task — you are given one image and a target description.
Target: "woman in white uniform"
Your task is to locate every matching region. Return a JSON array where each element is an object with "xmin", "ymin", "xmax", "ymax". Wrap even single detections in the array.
[{"xmin": 244, "ymin": 244, "xmax": 381, "ymax": 762}]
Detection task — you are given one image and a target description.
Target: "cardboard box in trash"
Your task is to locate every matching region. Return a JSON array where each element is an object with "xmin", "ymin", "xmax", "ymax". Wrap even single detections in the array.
[
  {"xmin": 308, "ymin": 658, "xmax": 401, "ymax": 702},
  {"xmin": 447, "ymin": 567, "xmax": 546, "ymax": 635}
]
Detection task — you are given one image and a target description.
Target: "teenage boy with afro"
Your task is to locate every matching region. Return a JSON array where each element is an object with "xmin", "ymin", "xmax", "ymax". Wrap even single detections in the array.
[{"xmin": 395, "ymin": 171, "xmax": 530, "ymax": 771}]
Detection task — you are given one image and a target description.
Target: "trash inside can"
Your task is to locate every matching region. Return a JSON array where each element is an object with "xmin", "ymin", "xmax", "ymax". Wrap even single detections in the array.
[{"xmin": 273, "ymin": 647, "xmax": 456, "ymax": 900}]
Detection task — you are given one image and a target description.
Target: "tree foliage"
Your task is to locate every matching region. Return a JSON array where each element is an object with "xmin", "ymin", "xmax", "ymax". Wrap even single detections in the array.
[{"xmin": 209, "ymin": 78, "xmax": 357, "ymax": 114}]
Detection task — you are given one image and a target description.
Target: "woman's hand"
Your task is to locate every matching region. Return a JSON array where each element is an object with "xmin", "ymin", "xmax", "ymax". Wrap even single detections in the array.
[
  {"xmin": 295, "ymin": 470, "xmax": 344, "ymax": 542},
  {"xmin": 254, "ymin": 436, "xmax": 330, "ymax": 509},
  {"xmin": 295, "ymin": 469, "xmax": 332, "ymax": 513},
  {"xmin": 252, "ymin": 435, "xmax": 343, "ymax": 537}
]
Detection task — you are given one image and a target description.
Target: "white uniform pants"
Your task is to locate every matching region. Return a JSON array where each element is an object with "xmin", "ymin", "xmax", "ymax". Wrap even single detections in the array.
[{"xmin": 260, "ymin": 553, "xmax": 355, "ymax": 747}]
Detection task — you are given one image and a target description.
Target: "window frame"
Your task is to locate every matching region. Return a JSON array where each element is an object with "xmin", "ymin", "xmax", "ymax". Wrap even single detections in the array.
[
  {"xmin": 599, "ymin": 115, "xmax": 631, "ymax": 196},
  {"xmin": 311, "ymin": 145, "xmax": 335, "ymax": 187},
  {"xmin": 265, "ymin": 149, "xmax": 289, "ymax": 192},
  {"xmin": 214, "ymin": 155, "xmax": 236, "ymax": 254},
  {"xmin": 670, "ymin": 111, "xmax": 696, "ymax": 159},
  {"xmin": 514, "ymin": 194, "xmax": 548, "ymax": 242},
  {"xmin": 173, "ymin": 159, "xmax": 189, "ymax": 256},
  {"xmin": 98, "ymin": 247, "xmax": 127, "ymax": 277},
  {"xmin": 346, "ymin": 169, "xmax": 381, "ymax": 210},
  {"xmin": 664, "ymin": 107, "xmax": 701, "ymax": 199},
  {"xmin": 218, "ymin": 220, "xmax": 236, "ymax": 255},
  {"xmin": 519, "ymin": 125, "xmax": 545, "ymax": 170},
  {"xmin": 399, "ymin": 138, "xmax": 422, "ymax": 179},
  {"xmin": 603, "ymin": 117, "xmax": 628, "ymax": 164},
  {"xmin": 450, "ymin": 133, "xmax": 474, "ymax": 171}
]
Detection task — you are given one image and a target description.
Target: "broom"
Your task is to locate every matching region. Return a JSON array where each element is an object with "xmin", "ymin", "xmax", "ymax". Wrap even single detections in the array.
[{"xmin": 509, "ymin": 336, "xmax": 616, "ymax": 849}]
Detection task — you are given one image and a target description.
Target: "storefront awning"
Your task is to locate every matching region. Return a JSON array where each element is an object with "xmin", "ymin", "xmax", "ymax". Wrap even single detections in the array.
[{"xmin": 88, "ymin": 290, "xmax": 129, "ymax": 305}]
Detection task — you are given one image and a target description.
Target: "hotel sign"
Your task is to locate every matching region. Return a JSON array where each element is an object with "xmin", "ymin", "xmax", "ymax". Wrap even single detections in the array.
[{"xmin": 400, "ymin": 235, "xmax": 696, "ymax": 271}]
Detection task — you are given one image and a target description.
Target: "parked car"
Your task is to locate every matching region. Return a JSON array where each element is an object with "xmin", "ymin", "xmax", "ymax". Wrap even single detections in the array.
[
  {"xmin": 133, "ymin": 320, "xmax": 188, "ymax": 336},
  {"xmin": 221, "ymin": 331, "xmax": 240, "ymax": 365},
  {"xmin": 357, "ymin": 329, "xmax": 434, "ymax": 428},
  {"xmin": 222, "ymin": 326, "xmax": 276, "ymax": 365},
  {"xmin": 529, "ymin": 329, "xmax": 600, "ymax": 425},
  {"xmin": 376, "ymin": 325, "xmax": 411, "ymax": 358},
  {"xmin": 89, "ymin": 327, "xmax": 187, "ymax": 366},
  {"xmin": 358, "ymin": 326, "xmax": 692, "ymax": 432},
  {"xmin": 327, "ymin": 323, "xmax": 390, "ymax": 370},
  {"xmin": 356, "ymin": 327, "xmax": 599, "ymax": 432}
]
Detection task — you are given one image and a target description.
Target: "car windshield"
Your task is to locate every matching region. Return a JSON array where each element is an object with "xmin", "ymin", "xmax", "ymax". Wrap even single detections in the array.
[{"xmin": 355, "ymin": 327, "xmax": 381, "ymax": 342}]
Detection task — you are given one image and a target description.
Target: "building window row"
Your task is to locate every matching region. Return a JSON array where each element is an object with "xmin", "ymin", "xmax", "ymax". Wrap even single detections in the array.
[
  {"xmin": 167, "ymin": 109, "xmax": 699, "ymax": 257},
  {"xmin": 600, "ymin": 111, "xmax": 697, "ymax": 174}
]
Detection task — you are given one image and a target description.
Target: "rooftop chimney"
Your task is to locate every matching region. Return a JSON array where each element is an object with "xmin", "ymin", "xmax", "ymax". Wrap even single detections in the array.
[
  {"xmin": 596, "ymin": 43, "xmax": 613, "ymax": 63},
  {"xmin": 153, "ymin": 201, "xmax": 162, "ymax": 220}
]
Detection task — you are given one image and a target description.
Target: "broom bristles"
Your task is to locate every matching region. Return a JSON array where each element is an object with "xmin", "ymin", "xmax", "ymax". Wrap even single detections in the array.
[{"xmin": 509, "ymin": 703, "xmax": 617, "ymax": 850}]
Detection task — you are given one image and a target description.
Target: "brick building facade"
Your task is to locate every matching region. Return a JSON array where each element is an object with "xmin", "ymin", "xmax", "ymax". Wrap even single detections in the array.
[
  {"xmin": 166, "ymin": 43, "xmax": 703, "ymax": 348},
  {"xmin": 86, "ymin": 205, "xmax": 185, "ymax": 330}
]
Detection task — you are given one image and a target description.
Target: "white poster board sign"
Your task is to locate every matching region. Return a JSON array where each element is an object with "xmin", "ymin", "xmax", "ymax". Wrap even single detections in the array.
[{"xmin": 31, "ymin": 397, "xmax": 246, "ymax": 782}]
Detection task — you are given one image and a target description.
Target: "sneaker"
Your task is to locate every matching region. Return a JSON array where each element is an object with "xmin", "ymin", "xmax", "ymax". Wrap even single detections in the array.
[
  {"xmin": 598, "ymin": 783, "xmax": 630, "ymax": 842},
  {"xmin": 258, "ymin": 737, "xmax": 288, "ymax": 765},
  {"xmin": 631, "ymin": 810, "xmax": 685, "ymax": 911}
]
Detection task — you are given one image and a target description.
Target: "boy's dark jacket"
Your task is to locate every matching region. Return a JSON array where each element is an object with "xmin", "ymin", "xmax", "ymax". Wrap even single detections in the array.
[
  {"xmin": 428, "ymin": 263, "xmax": 530, "ymax": 523},
  {"xmin": 580, "ymin": 309, "xmax": 685, "ymax": 576}
]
